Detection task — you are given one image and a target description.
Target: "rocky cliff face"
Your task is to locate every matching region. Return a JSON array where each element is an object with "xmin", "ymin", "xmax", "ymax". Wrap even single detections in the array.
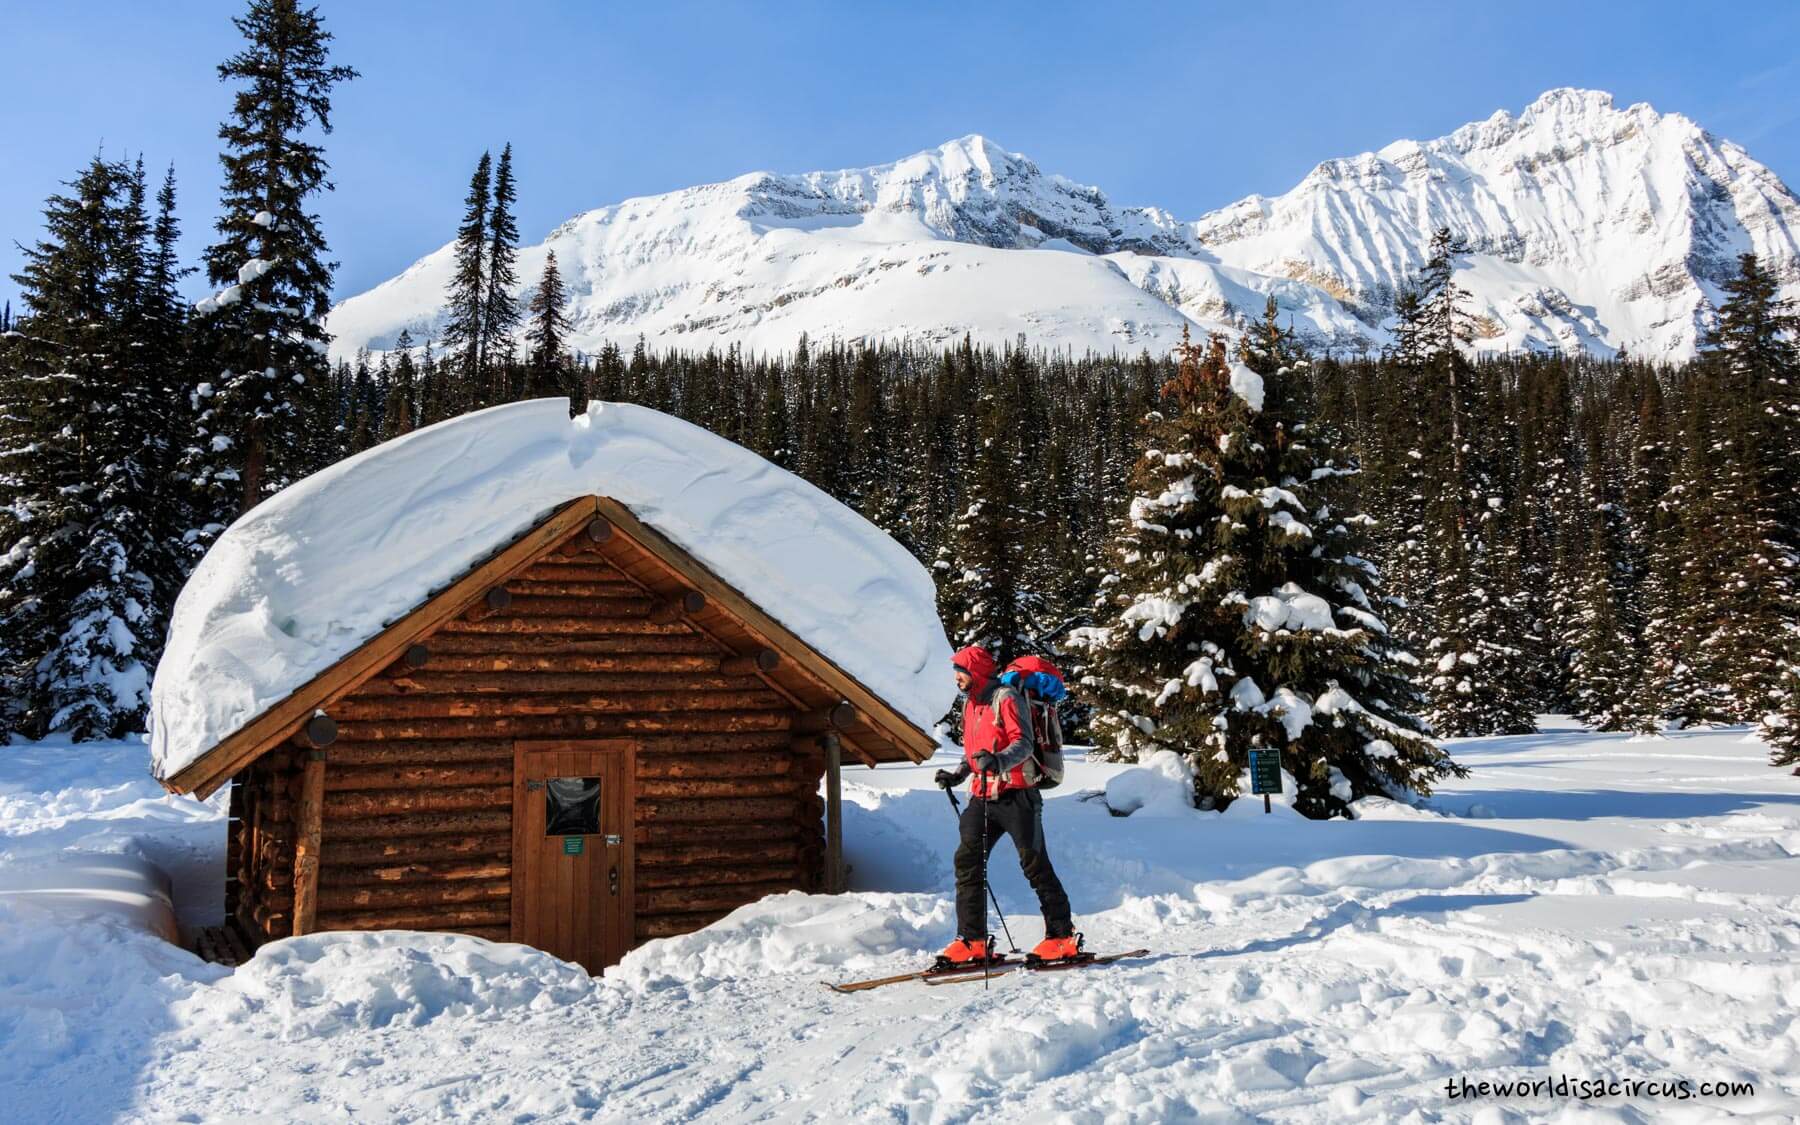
[{"xmin": 327, "ymin": 89, "xmax": 1799, "ymax": 363}]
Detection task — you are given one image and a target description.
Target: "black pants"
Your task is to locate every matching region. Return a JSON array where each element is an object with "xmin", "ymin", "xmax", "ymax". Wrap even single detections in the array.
[{"xmin": 954, "ymin": 787, "xmax": 1072, "ymax": 940}]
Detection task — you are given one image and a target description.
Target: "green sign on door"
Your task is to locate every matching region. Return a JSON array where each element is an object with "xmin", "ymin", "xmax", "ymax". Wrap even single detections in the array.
[{"xmin": 563, "ymin": 836, "xmax": 584, "ymax": 855}]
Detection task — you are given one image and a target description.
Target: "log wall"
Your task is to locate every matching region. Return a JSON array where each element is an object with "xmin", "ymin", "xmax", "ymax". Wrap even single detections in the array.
[
  {"xmin": 229, "ymin": 747, "xmax": 299, "ymax": 945},
  {"xmin": 251, "ymin": 544, "xmax": 827, "ymax": 957}
]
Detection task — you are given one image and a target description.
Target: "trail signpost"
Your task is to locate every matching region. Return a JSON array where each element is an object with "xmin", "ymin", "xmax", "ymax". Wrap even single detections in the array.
[{"xmin": 1248, "ymin": 748, "xmax": 1281, "ymax": 813}]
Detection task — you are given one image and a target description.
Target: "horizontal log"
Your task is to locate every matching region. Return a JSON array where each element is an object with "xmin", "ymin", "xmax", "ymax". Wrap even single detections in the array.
[
  {"xmin": 316, "ymin": 905, "xmax": 510, "ymax": 931},
  {"xmin": 475, "ymin": 586, "xmax": 515, "ymax": 621},
  {"xmin": 639, "ymin": 797, "xmax": 798, "ymax": 824},
  {"xmin": 382, "ymin": 644, "xmax": 431, "ymax": 676},
  {"xmin": 500, "ymin": 579, "xmax": 642, "ymax": 599},
  {"xmin": 649, "ymin": 591, "xmax": 707, "ymax": 624},
  {"xmin": 326, "ymin": 740, "xmax": 513, "ymax": 767},
  {"xmin": 317, "ymin": 878, "xmax": 511, "ymax": 912},
  {"xmin": 416, "ymin": 652, "xmax": 722, "ymax": 675},
  {"xmin": 635, "ymin": 820, "xmax": 799, "ymax": 845},
  {"xmin": 637, "ymin": 882, "xmax": 794, "ymax": 914},
  {"xmin": 635, "ymin": 752, "xmax": 792, "ymax": 779},
  {"xmin": 793, "ymin": 702, "xmax": 857, "ymax": 734},
  {"xmin": 505, "ymin": 595, "xmax": 654, "ymax": 618},
  {"xmin": 638, "ymin": 841, "xmax": 801, "ymax": 868},
  {"xmin": 322, "ymin": 834, "xmax": 511, "ymax": 865},
  {"xmin": 637, "ymin": 778, "xmax": 799, "ymax": 799},
  {"xmin": 439, "ymin": 616, "xmax": 692, "ymax": 636},
  {"xmin": 250, "ymin": 886, "xmax": 295, "ymax": 912},
  {"xmin": 325, "ymin": 762, "xmax": 513, "ymax": 792},
  {"xmin": 323, "ymin": 786, "xmax": 510, "ymax": 819},
  {"xmin": 450, "ymin": 924, "xmax": 512, "ymax": 942},
  {"xmin": 425, "ymin": 633, "xmax": 720, "ymax": 656},
  {"xmin": 332, "ymin": 690, "xmax": 787, "ymax": 722},
  {"xmin": 520, "ymin": 562, "xmax": 632, "ymax": 583},
  {"xmin": 321, "ymin": 809, "xmax": 511, "ymax": 841},
  {"xmin": 584, "ymin": 516, "xmax": 614, "ymax": 543},
  {"xmin": 359, "ymin": 671, "xmax": 760, "ymax": 696},
  {"xmin": 719, "ymin": 649, "xmax": 780, "ymax": 676},
  {"xmin": 334, "ymin": 712, "xmax": 793, "ymax": 742},
  {"xmin": 636, "ymin": 911, "xmax": 730, "ymax": 939},
  {"xmin": 319, "ymin": 858, "xmax": 511, "ymax": 888},
  {"xmin": 638, "ymin": 865, "xmax": 800, "ymax": 890}
]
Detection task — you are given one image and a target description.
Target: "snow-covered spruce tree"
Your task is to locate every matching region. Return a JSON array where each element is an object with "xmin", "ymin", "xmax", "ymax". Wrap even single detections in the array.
[
  {"xmin": 1409, "ymin": 229, "xmax": 1537, "ymax": 736},
  {"xmin": 481, "ymin": 143, "xmax": 521, "ymax": 404},
  {"xmin": 1700, "ymin": 254, "xmax": 1800, "ymax": 744},
  {"xmin": 1644, "ymin": 381, "xmax": 1738, "ymax": 725},
  {"xmin": 186, "ymin": 0, "xmax": 356, "ymax": 536},
  {"xmin": 1074, "ymin": 322, "xmax": 1455, "ymax": 816},
  {"xmin": 0, "ymin": 157, "xmax": 162, "ymax": 738}
]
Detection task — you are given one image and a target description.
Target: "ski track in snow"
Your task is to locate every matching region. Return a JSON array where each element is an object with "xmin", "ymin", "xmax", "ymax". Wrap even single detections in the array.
[{"xmin": 2, "ymin": 720, "xmax": 1797, "ymax": 1122}]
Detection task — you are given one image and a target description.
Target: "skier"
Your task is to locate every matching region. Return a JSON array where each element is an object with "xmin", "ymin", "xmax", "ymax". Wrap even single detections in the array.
[{"xmin": 935, "ymin": 645, "xmax": 1078, "ymax": 965}]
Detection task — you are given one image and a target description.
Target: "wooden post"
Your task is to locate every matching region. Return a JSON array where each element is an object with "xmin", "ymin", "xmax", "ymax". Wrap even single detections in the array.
[
  {"xmin": 292, "ymin": 749, "xmax": 326, "ymax": 936},
  {"xmin": 822, "ymin": 733, "xmax": 845, "ymax": 894}
]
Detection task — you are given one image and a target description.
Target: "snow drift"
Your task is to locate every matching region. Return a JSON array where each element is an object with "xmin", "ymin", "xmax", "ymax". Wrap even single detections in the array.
[{"xmin": 148, "ymin": 399, "xmax": 956, "ymax": 779}]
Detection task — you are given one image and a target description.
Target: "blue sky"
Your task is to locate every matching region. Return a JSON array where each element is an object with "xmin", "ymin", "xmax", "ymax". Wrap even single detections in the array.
[{"xmin": 3, "ymin": 1, "xmax": 1797, "ymax": 308}]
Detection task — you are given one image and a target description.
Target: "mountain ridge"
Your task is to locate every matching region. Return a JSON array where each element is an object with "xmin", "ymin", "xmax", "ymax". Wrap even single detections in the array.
[{"xmin": 325, "ymin": 89, "xmax": 1800, "ymax": 363}]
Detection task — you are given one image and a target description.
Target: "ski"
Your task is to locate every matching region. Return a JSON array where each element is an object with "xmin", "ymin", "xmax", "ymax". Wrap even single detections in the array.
[
  {"xmin": 825, "ymin": 957, "xmax": 1025, "ymax": 994},
  {"xmin": 921, "ymin": 948, "xmax": 1152, "ymax": 986}
]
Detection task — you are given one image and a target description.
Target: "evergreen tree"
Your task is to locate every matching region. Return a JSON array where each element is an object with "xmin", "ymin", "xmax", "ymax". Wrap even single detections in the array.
[
  {"xmin": 382, "ymin": 329, "xmax": 418, "ymax": 441},
  {"xmin": 186, "ymin": 0, "xmax": 356, "ymax": 534},
  {"xmin": 1, "ymin": 156, "xmax": 166, "ymax": 738},
  {"xmin": 481, "ymin": 143, "xmax": 521, "ymax": 402},
  {"xmin": 942, "ymin": 353, "xmax": 1028, "ymax": 660},
  {"xmin": 525, "ymin": 249, "xmax": 569, "ymax": 400},
  {"xmin": 442, "ymin": 151, "xmax": 491, "ymax": 409},
  {"xmin": 1074, "ymin": 325, "xmax": 1453, "ymax": 814}
]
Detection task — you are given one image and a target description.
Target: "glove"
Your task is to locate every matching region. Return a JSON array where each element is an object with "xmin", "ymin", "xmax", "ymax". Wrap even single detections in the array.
[
  {"xmin": 934, "ymin": 763, "xmax": 970, "ymax": 789},
  {"xmin": 972, "ymin": 752, "xmax": 999, "ymax": 774}
]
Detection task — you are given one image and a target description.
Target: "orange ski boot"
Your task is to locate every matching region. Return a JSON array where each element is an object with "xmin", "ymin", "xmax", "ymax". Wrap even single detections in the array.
[
  {"xmin": 935, "ymin": 937, "xmax": 991, "ymax": 969},
  {"xmin": 1029, "ymin": 933, "xmax": 1085, "ymax": 964}
]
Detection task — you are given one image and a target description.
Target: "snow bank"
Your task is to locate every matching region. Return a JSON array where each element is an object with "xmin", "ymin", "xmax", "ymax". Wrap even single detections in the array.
[
  {"xmin": 1103, "ymin": 750, "xmax": 1197, "ymax": 817},
  {"xmin": 609, "ymin": 891, "xmax": 951, "ymax": 988},
  {"xmin": 185, "ymin": 932, "xmax": 601, "ymax": 1037},
  {"xmin": 149, "ymin": 400, "xmax": 955, "ymax": 779}
]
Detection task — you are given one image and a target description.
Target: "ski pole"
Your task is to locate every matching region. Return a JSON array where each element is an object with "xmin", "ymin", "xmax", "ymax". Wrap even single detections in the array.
[{"xmin": 946, "ymin": 786, "xmax": 1017, "ymax": 955}]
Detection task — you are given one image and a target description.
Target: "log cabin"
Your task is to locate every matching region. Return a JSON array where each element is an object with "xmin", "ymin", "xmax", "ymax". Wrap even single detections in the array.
[{"xmin": 152, "ymin": 406, "xmax": 948, "ymax": 974}]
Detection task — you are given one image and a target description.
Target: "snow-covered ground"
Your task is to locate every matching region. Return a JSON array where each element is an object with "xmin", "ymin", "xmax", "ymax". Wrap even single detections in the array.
[{"xmin": 3, "ymin": 719, "xmax": 1796, "ymax": 1122}]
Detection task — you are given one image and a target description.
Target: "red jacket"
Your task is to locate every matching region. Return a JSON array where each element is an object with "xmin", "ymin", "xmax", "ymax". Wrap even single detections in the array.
[
  {"xmin": 954, "ymin": 646, "xmax": 1036, "ymax": 798},
  {"xmin": 963, "ymin": 684, "xmax": 1033, "ymax": 797}
]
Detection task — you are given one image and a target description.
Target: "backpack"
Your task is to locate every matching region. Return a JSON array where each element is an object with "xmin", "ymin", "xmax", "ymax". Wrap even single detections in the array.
[{"xmin": 997, "ymin": 655, "xmax": 1067, "ymax": 790}]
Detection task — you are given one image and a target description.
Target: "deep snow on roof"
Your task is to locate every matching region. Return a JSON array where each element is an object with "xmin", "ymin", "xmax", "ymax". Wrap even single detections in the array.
[{"xmin": 148, "ymin": 399, "xmax": 956, "ymax": 780}]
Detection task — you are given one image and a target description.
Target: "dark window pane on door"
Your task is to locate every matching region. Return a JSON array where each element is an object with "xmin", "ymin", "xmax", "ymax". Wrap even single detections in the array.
[{"xmin": 545, "ymin": 776, "xmax": 601, "ymax": 835}]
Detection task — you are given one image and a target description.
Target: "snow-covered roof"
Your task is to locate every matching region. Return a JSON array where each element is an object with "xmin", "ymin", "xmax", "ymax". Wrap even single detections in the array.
[{"xmin": 149, "ymin": 399, "xmax": 956, "ymax": 782}]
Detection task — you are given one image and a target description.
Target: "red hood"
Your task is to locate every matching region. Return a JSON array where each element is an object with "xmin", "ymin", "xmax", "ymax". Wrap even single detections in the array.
[{"xmin": 952, "ymin": 645, "xmax": 997, "ymax": 692}]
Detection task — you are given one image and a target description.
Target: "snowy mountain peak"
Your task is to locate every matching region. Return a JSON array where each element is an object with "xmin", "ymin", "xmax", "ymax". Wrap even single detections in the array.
[{"xmin": 327, "ymin": 89, "xmax": 1800, "ymax": 363}]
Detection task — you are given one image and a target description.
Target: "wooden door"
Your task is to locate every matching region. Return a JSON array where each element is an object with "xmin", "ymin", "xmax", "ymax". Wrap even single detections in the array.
[{"xmin": 512, "ymin": 740, "xmax": 636, "ymax": 973}]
